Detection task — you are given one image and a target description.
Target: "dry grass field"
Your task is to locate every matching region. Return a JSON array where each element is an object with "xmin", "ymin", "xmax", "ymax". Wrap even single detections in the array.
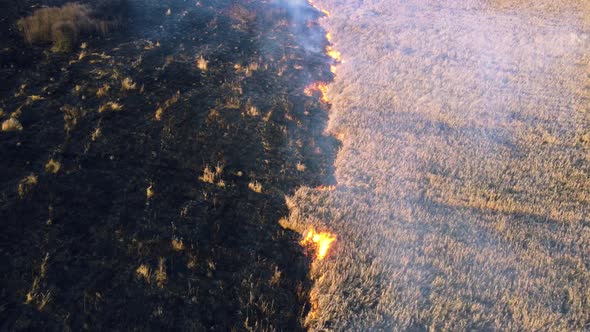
[
  {"xmin": 285, "ymin": 0, "xmax": 590, "ymax": 330},
  {"xmin": 1, "ymin": 0, "xmax": 338, "ymax": 329}
]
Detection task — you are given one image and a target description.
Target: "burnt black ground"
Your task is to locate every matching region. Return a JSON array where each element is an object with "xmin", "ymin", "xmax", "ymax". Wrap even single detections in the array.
[{"xmin": 0, "ymin": 0, "xmax": 338, "ymax": 330}]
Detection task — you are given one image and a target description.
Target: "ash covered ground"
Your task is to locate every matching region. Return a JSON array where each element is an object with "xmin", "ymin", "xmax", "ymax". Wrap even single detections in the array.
[{"xmin": 0, "ymin": 0, "xmax": 339, "ymax": 330}]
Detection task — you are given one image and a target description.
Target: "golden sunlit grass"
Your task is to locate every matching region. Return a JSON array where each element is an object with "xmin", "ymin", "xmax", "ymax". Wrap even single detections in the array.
[
  {"xmin": 61, "ymin": 105, "xmax": 82, "ymax": 133},
  {"xmin": 246, "ymin": 105, "xmax": 259, "ymax": 117},
  {"xmin": 28, "ymin": 95, "xmax": 45, "ymax": 102},
  {"xmin": 187, "ymin": 255, "xmax": 198, "ymax": 270},
  {"xmin": 248, "ymin": 181, "xmax": 263, "ymax": 193},
  {"xmin": 45, "ymin": 159, "xmax": 61, "ymax": 174},
  {"xmin": 136, "ymin": 259, "xmax": 167, "ymax": 288},
  {"xmin": 269, "ymin": 268, "xmax": 282, "ymax": 286},
  {"xmin": 146, "ymin": 184, "xmax": 154, "ymax": 200},
  {"xmin": 91, "ymin": 126, "xmax": 102, "ymax": 141},
  {"xmin": 171, "ymin": 238, "xmax": 185, "ymax": 251},
  {"xmin": 154, "ymin": 92, "xmax": 180, "ymax": 121},
  {"xmin": 77, "ymin": 50, "xmax": 87, "ymax": 61},
  {"xmin": 155, "ymin": 258, "xmax": 167, "ymax": 288},
  {"xmin": 199, "ymin": 165, "xmax": 216, "ymax": 184},
  {"xmin": 199, "ymin": 164, "xmax": 227, "ymax": 187},
  {"xmin": 121, "ymin": 77, "xmax": 137, "ymax": 91},
  {"xmin": 96, "ymin": 83, "xmax": 111, "ymax": 98},
  {"xmin": 296, "ymin": 162, "xmax": 307, "ymax": 172},
  {"xmin": 136, "ymin": 264, "xmax": 150, "ymax": 281},
  {"xmin": 25, "ymin": 253, "xmax": 51, "ymax": 311},
  {"xmin": 1, "ymin": 118, "xmax": 23, "ymax": 132}
]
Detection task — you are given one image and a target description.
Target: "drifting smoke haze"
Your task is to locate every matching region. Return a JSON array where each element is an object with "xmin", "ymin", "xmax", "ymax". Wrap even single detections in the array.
[{"xmin": 287, "ymin": 0, "xmax": 590, "ymax": 330}]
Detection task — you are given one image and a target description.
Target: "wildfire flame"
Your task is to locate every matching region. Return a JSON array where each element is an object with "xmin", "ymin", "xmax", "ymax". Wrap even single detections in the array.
[
  {"xmin": 301, "ymin": 227, "xmax": 336, "ymax": 260},
  {"xmin": 316, "ymin": 185, "xmax": 336, "ymax": 191},
  {"xmin": 326, "ymin": 32, "xmax": 332, "ymax": 42},
  {"xmin": 326, "ymin": 46, "xmax": 341, "ymax": 62},
  {"xmin": 309, "ymin": 0, "xmax": 330, "ymax": 16},
  {"xmin": 304, "ymin": 82, "xmax": 330, "ymax": 103}
]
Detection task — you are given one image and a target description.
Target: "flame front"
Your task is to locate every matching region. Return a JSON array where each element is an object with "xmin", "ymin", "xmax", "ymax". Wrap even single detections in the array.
[
  {"xmin": 301, "ymin": 227, "xmax": 336, "ymax": 260},
  {"xmin": 316, "ymin": 185, "xmax": 336, "ymax": 191},
  {"xmin": 305, "ymin": 82, "xmax": 330, "ymax": 103},
  {"xmin": 326, "ymin": 46, "xmax": 341, "ymax": 62},
  {"xmin": 309, "ymin": 0, "xmax": 330, "ymax": 16}
]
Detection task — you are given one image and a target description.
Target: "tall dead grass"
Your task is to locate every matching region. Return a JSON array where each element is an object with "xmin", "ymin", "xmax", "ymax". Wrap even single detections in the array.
[{"xmin": 17, "ymin": 3, "xmax": 114, "ymax": 52}]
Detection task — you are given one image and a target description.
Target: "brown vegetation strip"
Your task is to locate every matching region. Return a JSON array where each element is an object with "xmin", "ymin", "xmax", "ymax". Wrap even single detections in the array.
[{"xmin": 288, "ymin": 0, "xmax": 590, "ymax": 330}]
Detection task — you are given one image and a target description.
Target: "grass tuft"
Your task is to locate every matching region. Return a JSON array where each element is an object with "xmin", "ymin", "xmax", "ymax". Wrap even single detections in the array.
[
  {"xmin": 1, "ymin": 118, "xmax": 23, "ymax": 132},
  {"xmin": 17, "ymin": 3, "xmax": 115, "ymax": 52}
]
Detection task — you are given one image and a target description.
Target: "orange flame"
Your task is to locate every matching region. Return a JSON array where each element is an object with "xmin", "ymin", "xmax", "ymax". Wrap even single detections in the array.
[
  {"xmin": 330, "ymin": 65, "xmax": 337, "ymax": 74},
  {"xmin": 326, "ymin": 46, "xmax": 341, "ymax": 62},
  {"xmin": 304, "ymin": 82, "xmax": 330, "ymax": 103},
  {"xmin": 309, "ymin": 1, "xmax": 330, "ymax": 16},
  {"xmin": 301, "ymin": 227, "xmax": 336, "ymax": 260},
  {"xmin": 326, "ymin": 32, "xmax": 332, "ymax": 42},
  {"xmin": 316, "ymin": 185, "xmax": 336, "ymax": 191}
]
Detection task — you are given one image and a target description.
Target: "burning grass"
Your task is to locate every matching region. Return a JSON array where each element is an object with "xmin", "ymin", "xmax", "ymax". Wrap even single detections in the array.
[{"xmin": 300, "ymin": 227, "xmax": 336, "ymax": 261}]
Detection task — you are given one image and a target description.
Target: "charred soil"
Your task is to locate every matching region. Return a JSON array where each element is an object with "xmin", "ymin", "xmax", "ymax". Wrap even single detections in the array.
[{"xmin": 0, "ymin": 0, "xmax": 338, "ymax": 330}]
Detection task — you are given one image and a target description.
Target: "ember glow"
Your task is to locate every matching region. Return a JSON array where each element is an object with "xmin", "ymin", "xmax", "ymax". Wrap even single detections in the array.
[
  {"xmin": 300, "ymin": 227, "xmax": 336, "ymax": 260},
  {"xmin": 315, "ymin": 185, "xmax": 336, "ymax": 191},
  {"xmin": 304, "ymin": 82, "xmax": 330, "ymax": 103},
  {"xmin": 326, "ymin": 45, "xmax": 341, "ymax": 61},
  {"xmin": 309, "ymin": 0, "xmax": 330, "ymax": 17}
]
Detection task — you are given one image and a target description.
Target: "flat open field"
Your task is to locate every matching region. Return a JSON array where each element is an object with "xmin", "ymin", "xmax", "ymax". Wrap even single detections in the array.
[
  {"xmin": 285, "ymin": 0, "xmax": 590, "ymax": 330},
  {"xmin": 2, "ymin": 0, "xmax": 589, "ymax": 330}
]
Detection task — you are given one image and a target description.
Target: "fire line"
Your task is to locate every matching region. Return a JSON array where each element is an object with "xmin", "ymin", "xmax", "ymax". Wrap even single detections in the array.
[{"xmin": 300, "ymin": 227, "xmax": 337, "ymax": 260}]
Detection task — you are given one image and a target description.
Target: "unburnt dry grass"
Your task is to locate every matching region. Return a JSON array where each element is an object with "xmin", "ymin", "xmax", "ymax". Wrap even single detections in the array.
[
  {"xmin": 17, "ymin": 3, "xmax": 116, "ymax": 52},
  {"xmin": 285, "ymin": 0, "xmax": 590, "ymax": 330}
]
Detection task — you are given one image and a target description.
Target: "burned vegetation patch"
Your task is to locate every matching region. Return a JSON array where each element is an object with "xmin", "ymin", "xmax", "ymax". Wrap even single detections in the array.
[{"xmin": 0, "ymin": 0, "xmax": 338, "ymax": 330}]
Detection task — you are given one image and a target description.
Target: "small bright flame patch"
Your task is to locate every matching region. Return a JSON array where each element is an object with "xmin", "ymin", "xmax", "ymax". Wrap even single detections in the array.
[
  {"xmin": 326, "ymin": 46, "xmax": 341, "ymax": 61},
  {"xmin": 301, "ymin": 227, "xmax": 336, "ymax": 260},
  {"xmin": 304, "ymin": 82, "xmax": 330, "ymax": 103}
]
